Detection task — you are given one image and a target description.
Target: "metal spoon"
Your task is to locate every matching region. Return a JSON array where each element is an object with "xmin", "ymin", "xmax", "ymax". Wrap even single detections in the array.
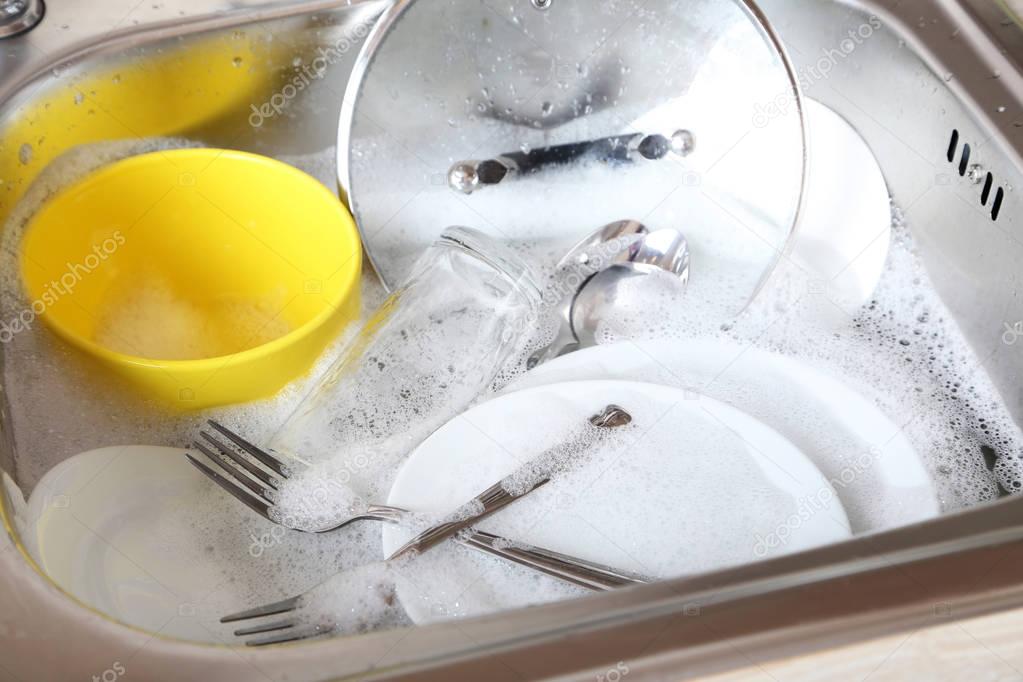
[
  {"xmin": 571, "ymin": 230, "xmax": 691, "ymax": 349},
  {"xmin": 555, "ymin": 218, "xmax": 649, "ymax": 269},
  {"xmin": 527, "ymin": 220, "xmax": 649, "ymax": 369},
  {"xmin": 626, "ymin": 227, "xmax": 691, "ymax": 287}
]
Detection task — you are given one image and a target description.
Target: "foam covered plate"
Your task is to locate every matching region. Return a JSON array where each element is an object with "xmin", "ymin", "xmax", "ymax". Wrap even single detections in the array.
[
  {"xmin": 509, "ymin": 340, "xmax": 941, "ymax": 532},
  {"xmin": 23, "ymin": 446, "xmax": 246, "ymax": 641},
  {"xmin": 382, "ymin": 380, "xmax": 851, "ymax": 624}
]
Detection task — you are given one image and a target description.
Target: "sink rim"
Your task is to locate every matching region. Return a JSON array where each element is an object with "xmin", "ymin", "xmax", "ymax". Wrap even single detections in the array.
[{"xmin": 1, "ymin": 0, "xmax": 1023, "ymax": 679}]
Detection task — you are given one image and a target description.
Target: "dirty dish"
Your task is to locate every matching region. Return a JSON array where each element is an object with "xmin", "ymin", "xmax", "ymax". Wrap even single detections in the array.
[
  {"xmin": 508, "ymin": 339, "xmax": 941, "ymax": 532},
  {"xmin": 19, "ymin": 149, "xmax": 361, "ymax": 408},
  {"xmin": 382, "ymin": 380, "xmax": 851, "ymax": 623},
  {"xmin": 21, "ymin": 445, "xmax": 238, "ymax": 642},
  {"xmin": 779, "ymin": 98, "xmax": 893, "ymax": 321}
]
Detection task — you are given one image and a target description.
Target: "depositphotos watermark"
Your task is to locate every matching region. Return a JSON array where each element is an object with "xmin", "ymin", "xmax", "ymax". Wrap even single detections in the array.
[
  {"xmin": 249, "ymin": 523, "xmax": 290, "ymax": 558},
  {"xmin": 752, "ymin": 16, "xmax": 882, "ymax": 129},
  {"xmin": 752, "ymin": 446, "xmax": 880, "ymax": 557},
  {"xmin": 91, "ymin": 661, "xmax": 125, "ymax": 682},
  {"xmin": 1003, "ymin": 321, "xmax": 1023, "ymax": 345},
  {"xmin": 248, "ymin": 18, "xmax": 374, "ymax": 128},
  {"xmin": 595, "ymin": 661, "xmax": 630, "ymax": 682},
  {"xmin": 0, "ymin": 231, "xmax": 125, "ymax": 344}
]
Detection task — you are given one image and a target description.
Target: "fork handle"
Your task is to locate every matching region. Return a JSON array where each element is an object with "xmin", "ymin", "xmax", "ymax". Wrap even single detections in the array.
[
  {"xmin": 364, "ymin": 503, "xmax": 646, "ymax": 589},
  {"xmin": 384, "ymin": 405, "xmax": 630, "ymax": 560},
  {"xmin": 363, "ymin": 505, "xmax": 410, "ymax": 524},
  {"xmin": 363, "ymin": 505, "xmax": 645, "ymax": 590},
  {"xmin": 459, "ymin": 531, "xmax": 650, "ymax": 591},
  {"xmin": 385, "ymin": 478, "xmax": 547, "ymax": 560}
]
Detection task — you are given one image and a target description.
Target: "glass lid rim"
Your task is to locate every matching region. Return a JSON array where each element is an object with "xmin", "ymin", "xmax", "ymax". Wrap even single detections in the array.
[{"xmin": 337, "ymin": 0, "xmax": 809, "ymax": 294}]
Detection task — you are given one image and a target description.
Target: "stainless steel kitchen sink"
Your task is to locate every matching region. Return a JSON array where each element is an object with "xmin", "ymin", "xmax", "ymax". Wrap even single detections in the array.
[{"xmin": 1, "ymin": 1, "xmax": 1023, "ymax": 680}]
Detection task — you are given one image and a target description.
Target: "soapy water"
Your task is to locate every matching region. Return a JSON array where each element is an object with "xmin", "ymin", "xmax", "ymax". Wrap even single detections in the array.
[
  {"xmin": 380, "ymin": 392, "xmax": 850, "ymax": 625},
  {"xmin": 272, "ymin": 401, "xmax": 623, "ymax": 535},
  {"xmin": 0, "ymin": 139, "xmax": 613, "ymax": 640},
  {"xmin": 588, "ymin": 210, "xmax": 1023, "ymax": 510},
  {"xmin": 287, "ymin": 549, "xmax": 587, "ymax": 634},
  {"xmin": 289, "ymin": 561, "xmax": 407, "ymax": 635},
  {"xmin": 95, "ymin": 272, "xmax": 293, "ymax": 360},
  {"xmin": 0, "ymin": 139, "xmax": 388, "ymax": 491},
  {"xmin": 271, "ymin": 275, "xmax": 536, "ymax": 530},
  {"xmin": 1, "ymin": 137, "xmax": 1021, "ymax": 642}
]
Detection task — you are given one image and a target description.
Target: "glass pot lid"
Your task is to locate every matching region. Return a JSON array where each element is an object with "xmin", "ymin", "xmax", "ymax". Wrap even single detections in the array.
[{"xmin": 339, "ymin": 0, "xmax": 806, "ymax": 317}]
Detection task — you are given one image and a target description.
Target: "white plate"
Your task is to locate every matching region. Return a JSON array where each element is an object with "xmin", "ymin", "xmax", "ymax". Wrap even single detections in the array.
[
  {"xmin": 508, "ymin": 340, "xmax": 940, "ymax": 532},
  {"xmin": 786, "ymin": 98, "xmax": 892, "ymax": 318},
  {"xmin": 23, "ymin": 446, "xmax": 248, "ymax": 642},
  {"xmin": 382, "ymin": 380, "xmax": 851, "ymax": 624}
]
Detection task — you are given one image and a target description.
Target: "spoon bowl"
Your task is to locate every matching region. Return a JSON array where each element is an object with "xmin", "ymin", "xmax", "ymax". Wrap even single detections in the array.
[
  {"xmin": 571, "ymin": 230, "xmax": 691, "ymax": 348},
  {"xmin": 527, "ymin": 220, "xmax": 650, "ymax": 369},
  {"xmin": 628, "ymin": 228, "xmax": 691, "ymax": 287},
  {"xmin": 528, "ymin": 226, "xmax": 690, "ymax": 368},
  {"xmin": 556, "ymin": 219, "xmax": 649, "ymax": 269}
]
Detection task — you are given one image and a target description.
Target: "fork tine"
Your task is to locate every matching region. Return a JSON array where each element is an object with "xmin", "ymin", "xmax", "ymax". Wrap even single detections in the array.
[
  {"xmin": 185, "ymin": 454, "xmax": 273, "ymax": 522},
  {"xmin": 220, "ymin": 594, "xmax": 302, "ymax": 623},
  {"xmin": 192, "ymin": 440, "xmax": 275, "ymax": 503},
  {"xmin": 199, "ymin": 431, "xmax": 279, "ymax": 490},
  {"xmin": 233, "ymin": 619, "xmax": 296, "ymax": 636},
  {"xmin": 207, "ymin": 420, "xmax": 291, "ymax": 478},
  {"xmin": 244, "ymin": 623, "xmax": 335, "ymax": 647}
]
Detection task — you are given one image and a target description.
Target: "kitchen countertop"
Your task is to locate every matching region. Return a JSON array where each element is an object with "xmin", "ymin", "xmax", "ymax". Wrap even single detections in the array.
[{"xmin": 705, "ymin": 607, "xmax": 1023, "ymax": 682}]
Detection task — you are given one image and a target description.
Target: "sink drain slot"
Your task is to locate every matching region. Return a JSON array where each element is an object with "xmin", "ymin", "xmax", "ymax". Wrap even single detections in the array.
[
  {"xmin": 947, "ymin": 128, "xmax": 1007, "ymax": 222},
  {"xmin": 992, "ymin": 186, "xmax": 1005, "ymax": 221},
  {"xmin": 958, "ymin": 142, "xmax": 972, "ymax": 176}
]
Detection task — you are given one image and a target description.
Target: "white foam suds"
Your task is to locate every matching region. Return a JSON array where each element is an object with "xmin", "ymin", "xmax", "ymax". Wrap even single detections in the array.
[
  {"xmin": 587, "ymin": 206, "xmax": 1023, "ymax": 510},
  {"xmin": 94, "ymin": 273, "xmax": 294, "ymax": 360},
  {"xmin": 387, "ymin": 545, "xmax": 588, "ymax": 623},
  {"xmin": 291, "ymin": 561, "xmax": 407, "ymax": 635},
  {"xmin": 269, "ymin": 246, "xmax": 538, "ymax": 530},
  {"xmin": 3, "ymin": 138, "xmax": 1022, "ymax": 643},
  {"xmin": 0, "ymin": 140, "xmax": 388, "ymax": 493}
]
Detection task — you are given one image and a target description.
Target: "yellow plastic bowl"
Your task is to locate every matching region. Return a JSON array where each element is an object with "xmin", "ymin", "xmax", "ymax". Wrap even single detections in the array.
[{"xmin": 19, "ymin": 149, "xmax": 361, "ymax": 409}]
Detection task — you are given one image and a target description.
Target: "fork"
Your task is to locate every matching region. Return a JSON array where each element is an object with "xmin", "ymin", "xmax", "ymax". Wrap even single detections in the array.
[
  {"xmin": 187, "ymin": 405, "xmax": 629, "ymax": 536},
  {"xmin": 221, "ymin": 528, "xmax": 651, "ymax": 646},
  {"xmin": 186, "ymin": 408, "xmax": 638, "ymax": 642}
]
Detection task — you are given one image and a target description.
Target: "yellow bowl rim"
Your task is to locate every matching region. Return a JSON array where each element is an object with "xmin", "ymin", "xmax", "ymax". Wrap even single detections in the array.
[{"xmin": 20, "ymin": 148, "xmax": 362, "ymax": 374}]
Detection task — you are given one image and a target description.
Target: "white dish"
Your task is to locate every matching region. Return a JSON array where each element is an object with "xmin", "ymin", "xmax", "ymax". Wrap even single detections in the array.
[
  {"xmin": 382, "ymin": 380, "xmax": 851, "ymax": 624},
  {"xmin": 23, "ymin": 446, "xmax": 246, "ymax": 642},
  {"xmin": 508, "ymin": 340, "xmax": 941, "ymax": 532},
  {"xmin": 786, "ymin": 98, "xmax": 893, "ymax": 319}
]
